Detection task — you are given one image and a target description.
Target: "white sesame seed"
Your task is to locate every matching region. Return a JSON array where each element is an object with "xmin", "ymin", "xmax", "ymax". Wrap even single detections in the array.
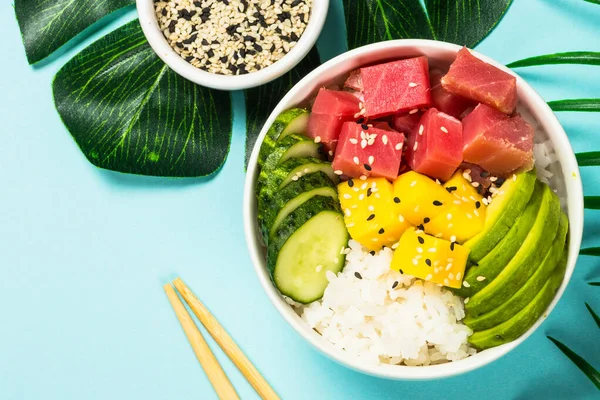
[
  {"xmin": 419, "ymin": 125, "xmax": 424, "ymax": 135},
  {"xmin": 409, "ymin": 108, "xmax": 419, "ymax": 114},
  {"xmin": 346, "ymin": 222, "xmax": 355, "ymax": 227},
  {"xmin": 463, "ymin": 281, "xmax": 471, "ymax": 288},
  {"xmin": 446, "ymin": 263, "xmax": 452, "ymax": 271},
  {"xmin": 413, "ymin": 142, "xmax": 418, "ymax": 151},
  {"xmin": 513, "ymin": 174, "xmax": 517, "ymax": 181},
  {"xmin": 412, "ymin": 258, "xmax": 419, "ymax": 266},
  {"xmin": 345, "ymin": 209, "xmax": 351, "ymax": 216},
  {"xmin": 476, "ymin": 276, "xmax": 486, "ymax": 282},
  {"xmin": 414, "ymin": 205, "xmax": 420, "ymax": 212},
  {"xmin": 464, "ymin": 297, "xmax": 470, "ymax": 303},
  {"xmin": 382, "ymin": 135, "xmax": 388, "ymax": 145},
  {"xmin": 361, "ymin": 139, "xmax": 367, "ymax": 149},
  {"xmin": 444, "ymin": 278, "xmax": 450, "ymax": 286},
  {"xmin": 450, "ymin": 235, "xmax": 457, "ymax": 243},
  {"xmin": 425, "ymin": 274, "xmax": 432, "ymax": 281},
  {"xmin": 467, "ymin": 213, "xmax": 473, "ymax": 219},
  {"xmin": 398, "ymin": 214, "xmax": 405, "ymax": 223},
  {"xmin": 361, "ymin": 183, "xmax": 368, "ymax": 190},
  {"xmin": 472, "ymin": 181, "xmax": 480, "ymax": 188},
  {"xmin": 447, "ymin": 213, "xmax": 452, "ymax": 220},
  {"xmin": 349, "ymin": 138, "xmax": 358, "ymax": 144},
  {"xmin": 316, "ymin": 265, "xmax": 322, "ymax": 272},
  {"xmin": 453, "ymin": 200, "xmax": 462, "ymax": 205},
  {"xmin": 314, "ymin": 136, "xmax": 321, "ymax": 143},
  {"xmin": 410, "ymin": 181, "xmax": 417, "ymax": 187},
  {"xmin": 456, "ymin": 272, "xmax": 462, "ymax": 280},
  {"xmin": 408, "ymin": 82, "xmax": 418, "ymax": 87},
  {"xmin": 395, "ymin": 143, "xmax": 402, "ymax": 151},
  {"xmin": 428, "ymin": 247, "xmax": 436, "ymax": 253},
  {"xmin": 490, "ymin": 176, "xmax": 498, "ymax": 182},
  {"xmin": 334, "ymin": 170, "xmax": 343, "ymax": 175},
  {"xmin": 360, "ymin": 175, "xmax": 367, "ymax": 181},
  {"xmin": 368, "ymin": 205, "xmax": 374, "ymax": 211},
  {"xmin": 328, "ymin": 150, "xmax": 333, "ymax": 156},
  {"xmin": 358, "ymin": 194, "xmax": 364, "ymax": 200},
  {"xmin": 368, "ymin": 155, "xmax": 374, "ymax": 164},
  {"xmin": 353, "ymin": 156, "xmax": 360, "ymax": 165},
  {"xmin": 474, "ymin": 209, "xmax": 480, "ymax": 217},
  {"xmin": 417, "ymin": 247, "xmax": 423, "ymax": 253},
  {"xmin": 440, "ymin": 126, "xmax": 448, "ymax": 133},
  {"xmin": 292, "ymin": 176, "xmax": 299, "ymax": 181},
  {"xmin": 343, "ymin": 193, "xmax": 352, "ymax": 199}
]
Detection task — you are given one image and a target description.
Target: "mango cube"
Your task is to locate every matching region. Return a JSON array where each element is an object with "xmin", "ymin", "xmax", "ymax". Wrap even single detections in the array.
[
  {"xmin": 392, "ymin": 171, "xmax": 455, "ymax": 226},
  {"xmin": 390, "ymin": 228, "xmax": 469, "ymax": 288},
  {"xmin": 338, "ymin": 177, "xmax": 412, "ymax": 251}
]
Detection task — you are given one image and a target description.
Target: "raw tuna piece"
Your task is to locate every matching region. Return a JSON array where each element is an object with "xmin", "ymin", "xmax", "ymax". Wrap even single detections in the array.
[
  {"xmin": 430, "ymin": 68, "xmax": 475, "ymax": 119},
  {"xmin": 462, "ymin": 104, "xmax": 534, "ymax": 176},
  {"xmin": 307, "ymin": 88, "xmax": 361, "ymax": 153},
  {"xmin": 406, "ymin": 108, "xmax": 463, "ymax": 181},
  {"xmin": 332, "ymin": 122, "xmax": 404, "ymax": 181},
  {"xmin": 441, "ymin": 48, "xmax": 517, "ymax": 114},
  {"xmin": 344, "ymin": 69, "xmax": 363, "ymax": 91},
  {"xmin": 391, "ymin": 112, "xmax": 421, "ymax": 134},
  {"xmin": 361, "ymin": 57, "xmax": 432, "ymax": 118}
]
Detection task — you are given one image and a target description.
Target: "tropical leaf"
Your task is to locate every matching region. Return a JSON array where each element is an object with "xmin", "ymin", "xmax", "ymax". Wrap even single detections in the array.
[
  {"xmin": 585, "ymin": 303, "xmax": 600, "ymax": 329},
  {"xmin": 507, "ymin": 52, "xmax": 600, "ymax": 68},
  {"xmin": 15, "ymin": 0, "xmax": 134, "ymax": 64},
  {"xmin": 548, "ymin": 99, "xmax": 600, "ymax": 112},
  {"xmin": 343, "ymin": 0, "xmax": 513, "ymax": 50},
  {"xmin": 244, "ymin": 47, "xmax": 321, "ymax": 168},
  {"xmin": 53, "ymin": 20, "xmax": 232, "ymax": 177},
  {"xmin": 581, "ymin": 247, "xmax": 600, "ymax": 256},
  {"xmin": 585, "ymin": 0, "xmax": 600, "ymax": 5},
  {"xmin": 547, "ymin": 336, "xmax": 600, "ymax": 390},
  {"xmin": 576, "ymin": 152, "xmax": 600, "ymax": 166},
  {"xmin": 585, "ymin": 196, "xmax": 600, "ymax": 209}
]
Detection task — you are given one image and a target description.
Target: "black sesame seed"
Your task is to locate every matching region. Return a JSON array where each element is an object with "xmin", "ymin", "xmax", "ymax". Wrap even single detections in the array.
[
  {"xmin": 392, "ymin": 281, "xmax": 399, "ymax": 289},
  {"xmin": 354, "ymin": 272, "xmax": 362, "ymax": 279},
  {"xmin": 423, "ymin": 217, "xmax": 430, "ymax": 223},
  {"xmin": 168, "ymin": 20, "xmax": 177, "ymax": 33},
  {"xmin": 228, "ymin": 64, "xmax": 238, "ymax": 73},
  {"xmin": 244, "ymin": 35, "xmax": 256, "ymax": 43},
  {"xmin": 202, "ymin": 7, "xmax": 211, "ymax": 15},
  {"xmin": 417, "ymin": 236, "xmax": 425, "ymax": 245},
  {"xmin": 475, "ymin": 201, "xmax": 481, "ymax": 209},
  {"xmin": 369, "ymin": 250, "xmax": 376, "ymax": 256},
  {"xmin": 238, "ymin": 65, "xmax": 247, "ymax": 75},
  {"xmin": 348, "ymin": 179, "xmax": 354, "ymax": 187},
  {"xmin": 446, "ymin": 186, "xmax": 457, "ymax": 193},
  {"xmin": 450, "ymin": 242, "xmax": 456, "ymax": 251},
  {"xmin": 496, "ymin": 178, "xmax": 506, "ymax": 186},
  {"xmin": 247, "ymin": 49, "xmax": 256, "ymax": 56},
  {"xmin": 291, "ymin": 0, "xmax": 302, "ymax": 6},
  {"xmin": 219, "ymin": 56, "xmax": 228, "ymax": 63},
  {"xmin": 194, "ymin": 1, "xmax": 202, "ymax": 6},
  {"xmin": 480, "ymin": 171, "xmax": 490, "ymax": 178},
  {"xmin": 161, "ymin": 8, "xmax": 167, "ymax": 16},
  {"xmin": 433, "ymin": 200, "xmax": 443, "ymax": 206},
  {"xmin": 253, "ymin": 43, "xmax": 263, "ymax": 52},
  {"xmin": 201, "ymin": 38, "xmax": 210, "ymax": 46},
  {"xmin": 393, "ymin": 197, "xmax": 400, "ymax": 204},
  {"xmin": 222, "ymin": 0, "xmax": 229, "ymax": 5},
  {"xmin": 378, "ymin": 228, "xmax": 385, "ymax": 234},
  {"xmin": 275, "ymin": 27, "xmax": 282, "ymax": 34},
  {"xmin": 364, "ymin": 164, "xmax": 372, "ymax": 171},
  {"xmin": 367, "ymin": 188, "xmax": 372, "ymax": 197},
  {"xmin": 399, "ymin": 269, "xmax": 404, "ymax": 274},
  {"xmin": 367, "ymin": 214, "xmax": 375, "ymax": 221},
  {"xmin": 239, "ymin": 48, "xmax": 246, "ymax": 58},
  {"xmin": 425, "ymin": 259, "xmax": 432, "ymax": 267},
  {"xmin": 357, "ymin": 118, "xmax": 365, "ymax": 124},
  {"xmin": 361, "ymin": 124, "xmax": 369, "ymax": 130},
  {"xmin": 417, "ymin": 224, "xmax": 425, "ymax": 231},
  {"xmin": 207, "ymin": 49, "xmax": 215, "ymax": 58},
  {"xmin": 183, "ymin": 34, "xmax": 197, "ymax": 45},
  {"xmin": 185, "ymin": 56, "xmax": 195, "ymax": 62}
]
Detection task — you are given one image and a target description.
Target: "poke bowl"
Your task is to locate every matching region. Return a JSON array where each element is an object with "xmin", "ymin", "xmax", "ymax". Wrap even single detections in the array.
[{"xmin": 243, "ymin": 40, "xmax": 584, "ymax": 380}]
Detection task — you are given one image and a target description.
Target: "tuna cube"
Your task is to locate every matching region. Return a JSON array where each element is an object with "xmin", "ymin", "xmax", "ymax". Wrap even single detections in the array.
[
  {"xmin": 441, "ymin": 48, "xmax": 517, "ymax": 114},
  {"xmin": 462, "ymin": 104, "xmax": 534, "ymax": 176},
  {"xmin": 307, "ymin": 88, "xmax": 361, "ymax": 153},
  {"xmin": 391, "ymin": 112, "xmax": 421, "ymax": 134},
  {"xmin": 343, "ymin": 69, "xmax": 363, "ymax": 91},
  {"xmin": 406, "ymin": 108, "xmax": 463, "ymax": 181},
  {"xmin": 361, "ymin": 57, "xmax": 432, "ymax": 118},
  {"xmin": 430, "ymin": 68, "xmax": 474, "ymax": 119},
  {"xmin": 332, "ymin": 122, "xmax": 404, "ymax": 181}
]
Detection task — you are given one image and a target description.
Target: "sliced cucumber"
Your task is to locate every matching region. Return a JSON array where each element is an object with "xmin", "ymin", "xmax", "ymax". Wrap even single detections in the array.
[
  {"xmin": 268, "ymin": 196, "xmax": 348, "ymax": 303},
  {"xmin": 258, "ymin": 171, "xmax": 337, "ymax": 241},
  {"xmin": 257, "ymin": 108, "xmax": 310, "ymax": 167}
]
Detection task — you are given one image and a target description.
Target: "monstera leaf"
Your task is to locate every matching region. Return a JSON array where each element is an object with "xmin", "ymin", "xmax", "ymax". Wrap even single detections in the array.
[
  {"xmin": 244, "ymin": 47, "xmax": 321, "ymax": 167},
  {"xmin": 15, "ymin": 0, "xmax": 134, "ymax": 64},
  {"xmin": 53, "ymin": 20, "xmax": 232, "ymax": 177},
  {"xmin": 343, "ymin": 0, "xmax": 514, "ymax": 49}
]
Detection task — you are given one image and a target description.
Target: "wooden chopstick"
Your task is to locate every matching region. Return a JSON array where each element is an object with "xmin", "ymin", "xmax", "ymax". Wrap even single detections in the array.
[
  {"xmin": 163, "ymin": 284, "xmax": 240, "ymax": 400},
  {"xmin": 173, "ymin": 278, "xmax": 280, "ymax": 400}
]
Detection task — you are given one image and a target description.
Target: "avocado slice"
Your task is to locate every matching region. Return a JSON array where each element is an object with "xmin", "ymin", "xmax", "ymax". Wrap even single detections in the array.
[
  {"xmin": 454, "ymin": 182, "xmax": 544, "ymax": 298},
  {"xmin": 468, "ymin": 253, "xmax": 567, "ymax": 350},
  {"xmin": 464, "ymin": 213, "xmax": 568, "ymax": 331},
  {"xmin": 465, "ymin": 170, "xmax": 537, "ymax": 262},
  {"xmin": 466, "ymin": 183, "xmax": 561, "ymax": 316}
]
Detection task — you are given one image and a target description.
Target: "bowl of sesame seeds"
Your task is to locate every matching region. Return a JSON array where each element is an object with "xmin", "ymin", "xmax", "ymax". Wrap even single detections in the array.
[{"xmin": 138, "ymin": 0, "xmax": 327, "ymax": 90}]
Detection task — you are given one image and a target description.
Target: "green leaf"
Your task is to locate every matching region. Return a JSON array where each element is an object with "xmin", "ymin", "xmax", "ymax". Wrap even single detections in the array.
[
  {"xmin": 343, "ymin": 0, "xmax": 513, "ymax": 50},
  {"xmin": 576, "ymin": 152, "xmax": 600, "ymax": 166},
  {"xmin": 244, "ymin": 47, "xmax": 321, "ymax": 168},
  {"xmin": 547, "ymin": 335, "xmax": 600, "ymax": 390},
  {"xmin": 581, "ymin": 247, "xmax": 600, "ymax": 256},
  {"xmin": 548, "ymin": 99, "xmax": 600, "ymax": 112},
  {"xmin": 53, "ymin": 20, "xmax": 232, "ymax": 177},
  {"xmin": 507, "ymin": 52, "xmax": 600, "ymax": 68},
  {"xmin": 15, "ymin": 0, "xmax": 134, "ymax": 64},
  {"xmin": 590, "ymin": 282, "xmax": 600, "ymax": 287},
  {"xmin": 585, "ymin": 303, "xmax": 600, "ymax": 329},
  {"xmin": 585, "ymin": 196, "xmax": 600, "ymax": 209},
  {"xmin": 585, "ymin": 0, "xmax": 600, "ymax": 5}
]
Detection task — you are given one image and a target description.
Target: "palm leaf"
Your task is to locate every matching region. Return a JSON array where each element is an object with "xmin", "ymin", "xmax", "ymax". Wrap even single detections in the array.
[
  {"xmin": 585, "ymin": 303, "xmax": 600, "ymax": 329},
  {"xmin": 547, "ymin": 336, "xmax": 600, "ymax": 390},
  {"xmin": 507, "ymin": 52, "xmax": 600, "ymax": 68},
  {"xmin": 585, "ymin": 196, "xmax": 600, "ymax": 209},
  {"xmin": 548, "ymin": 99, "xmax": 600, "ymax": 112},
  {"xmin": 581, "ymin": 247, "xmax": 600, "ymax": 256},
  {"xmin": 576, "ymin": 152, "xmax": 600, "ymax": 166}
]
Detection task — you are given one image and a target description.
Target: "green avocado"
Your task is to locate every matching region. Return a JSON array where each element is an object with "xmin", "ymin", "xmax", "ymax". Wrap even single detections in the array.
[
  {"xmin": 454, "ymin": 182, "xmax": 544, "ymax": 298},
  {"xmin": 464, "ymin": 213, "xmax": 569, "ymax": 331},
  {"xmin": 465, "ymin": 169, "xmax": 537, "ymax": 262},
  {"xmin": 468, "ymin": 251, "xmax": 567, "ymax": 350},
  {"xmin": 466, "ymin": 183, "xmax": 561, "ymax": 316}
]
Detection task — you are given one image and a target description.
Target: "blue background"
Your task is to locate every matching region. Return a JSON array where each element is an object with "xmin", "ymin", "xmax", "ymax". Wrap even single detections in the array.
[{"xmin": 1, "ymin": 0, "xmax": 599, "ymax": 399}]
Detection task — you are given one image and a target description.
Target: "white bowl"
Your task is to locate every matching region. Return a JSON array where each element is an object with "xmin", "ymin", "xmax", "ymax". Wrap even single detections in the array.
[
  {"xmin": 136, "ymin": 0, "xmax": 329, "ymax": 90},
  {"xmin": 243, "ymin": 40, "xmax": 584, "ymax": 380}
]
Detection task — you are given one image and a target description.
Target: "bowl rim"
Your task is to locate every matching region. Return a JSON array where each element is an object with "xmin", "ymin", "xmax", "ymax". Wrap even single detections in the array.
[
  {"xmin": 243, "ymin": 39, "xmax": 584, "ymax": 380},
  {"xmin": 136, "ymin": 0, "xmax": 329, "ymax": 91}
]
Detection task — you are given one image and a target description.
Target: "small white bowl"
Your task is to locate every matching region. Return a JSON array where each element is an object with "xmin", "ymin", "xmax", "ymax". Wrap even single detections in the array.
[
  {"xmin": 136, "ymin": 0, "xmax": 329, "ymax": 91},
  {"xmin": 243, "ymin": 40, "xmax": 584, "ymax": 380}
]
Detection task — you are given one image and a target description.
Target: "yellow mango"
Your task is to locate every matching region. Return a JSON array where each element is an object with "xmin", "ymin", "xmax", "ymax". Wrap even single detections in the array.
[
  {"xmin": 390, "ymin": 228, "xmax": 469, "ymax": 289},
  {"xmin": 338, "ymin": 178, "xmax": 412, "ymax": 251},
  {"xmin": 392, "ymin": 171, "xmax": 455, "ymax": 226}
]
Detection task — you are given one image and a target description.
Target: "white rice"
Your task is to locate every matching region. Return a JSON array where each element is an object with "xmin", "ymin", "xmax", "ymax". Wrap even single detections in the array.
[{"xmin": 295, "ymin": 240, "xmax": 475, "ymax": 366}]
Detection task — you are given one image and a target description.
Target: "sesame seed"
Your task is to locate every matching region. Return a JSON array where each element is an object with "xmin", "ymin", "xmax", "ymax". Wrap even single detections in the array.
[
  {"xmin": 378, "ymin": 228, "xmax": 385, "ymax": 234},
  {"xmin": 334, "ymin": 170, "xmax": 343, "ymax": 175},
  {"xmin": 419, "ymin": 125, "xmax": 424, "ymax": 135},
  {"xmin": 408, "ymin": 82, "xmax": 418, "ymax": 87},
  {"xmin": 348, "ymin": 179, "xmax": 354, "ymax": 187},
  {"xmin": 428, "ymin": 247, "xmax": 436, "ymax": 253},
  {"xmin": 412, "ymin": 258, "xmax": 419, "ymax": 266},
  {"xmin": 328, "ymin": 150, "xmax": 333, "ymax": 156},
  {"xmin": 446, "ymin": 186, "xmax": 457, "ymax": 193},
  {"xmin": 349, "ymin": 138, "xmax": 358, "ymax": 144},
  {"xmin": 475, "ymin": 201, "xmax": 481, "ymax": 209},
  {"xmin": 450, "ymin": 242, "xmax": 456, "ymax": 251},
  {"xmin": 410, "ymin": 180, "xmax": 417, "ymax": 187},
  {"xmin": 440, "ymin": 126, "xmax": 448, "ymax": 133},
  {"xmin": 358, "ymin": 194, "xmax": 364, "ymax": 200},
  {"xmin": 343, "ymin": 193, "xmax": 351, "ymax": 199},
  {"xmin": 448, "ymin": 273, "xmax": 454, "ymax": 280},
  {"xmin": 490, "ymin": 176, "xmax": 498, "ymax": 182},
  {"xmin": 477, "ymin": 276, "xmax": 486, "ymax": 282},
  {"xmin": 433, "ymin": 200, "xmax": 443, "ymax": 206},
  {"xmin": 463, "ymin": 281, "xmax": 471, "ymax": 288},
  {"xmin": 316, "ymin": 265, "xmax": 322, "ymax": 272},
  {"xmin": 447, "ymin": 213, "xmax": 452, "ymax": 220},
  {"xmin": 425, "ymin": 274, "xmax": 432, "ymax": 281},
  {"xmin": 417, "ymin": 247, "xmax": 423, "ymax": 253},
  {"xmin": 382, "ymin": 135, "xmax": 388, "ymax": 145},
  {"xmin": 417, "ymin": 236, "xmax": 425, "ymax": 244},
  {"xmin": 464, "ymin": 297, "xmax": 470, "ymax": 304},
  {"xmin": 456, "ymin": 272, "xmax": 462, "ymax": 280},
  {"xmin": 354, "ymin": 272, "xmax": 362, "ymax": 279},
  {"xmin": 392, "ymin": 281, "xmax": 399, "ymax": 289},
  {"xmin": 453, "ymin": 200, "xmax": 462, "ymax": 205},
  {"xmin": 414, "ymin": 205, "xmax": 420, "ymax": 212},
  {"xmin": 368, "ymin": 155, "xmax": 374, "ymax": 165},
  {"xmin": 450, "ymin": 235, "xmax": 457, "ymax": 243},
  {"xmin": 444, "ymin": 278, "xmax": 450, "ymax": 286},
  {"xmin": 471, "ymin": 181, "xmax": 480, "ymax": 188},
  {"xmin": 292, "ymin": 176, "xmax": 299, "ymax": 181},
  {"xmin": 360, "ymin": 175, "xmax": 368, "ymax": 181},
  {"xmin": 409, "ymin": 108, "xmax": 419, "ymax": 114},
  {"xmin": 364, "ymin": 163, "xmax": 372, "ymax": 171},
  {"xmin": 353, "ymin": 156, "xmax": 360, "ymax": 165},
  {"xmin": 366, "ymin": 188, "xmax": 372, "ymax": 197},
  {"xmin": 398, "ymin": 214, "xmax": 405, "ymax": 223},
  {"xmin": 314, "ymin": 136, "xmax": 321, "ymax": 143},
  {"xmin": 367, "ymin": 214, "xmax": 375, "ymax": 221},
  {"xmin": 413, "ymin": 142, "xmax": 418, "ymax": 151},
  {"xmin": 346, "ymin": 222, "xmax": 355, "ymax": 227},
  {"xmin": 513, "ymin": 174, "xmax": 517, "ymax": 181},
  {"xmin": 466, "ymin": 213, "xmax": 473, "ymax": 219},
  {"xmin": 369, "ymin": 250, "xmax": 376, "ymax": 255},
  {"xmin": 345, "ymin": 209, "xmax": 351, "ymax": 216},
  {"xmin": 425, "ymin": 259, "xmax": 432, "ymax": 267},
  {"xmin": 368, "ymin": 205, "xmax": 374, "ymax": 211},
  {"xmin": 423, "ymin": 217, "xmax": 430, "ymax": 223},
  {"xmin": 446, "ymin": 263, "xmax": 452, "ymax": 271}
]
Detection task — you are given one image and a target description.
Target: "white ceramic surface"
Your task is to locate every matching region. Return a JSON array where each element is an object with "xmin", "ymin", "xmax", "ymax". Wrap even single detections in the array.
[
  {"xmin": 243, "ymin": 40, "xmax": 584, "ymax": 380},
  {"xmin": 136, "ymin": 0, "xmax": 328, "ymax": 90}
]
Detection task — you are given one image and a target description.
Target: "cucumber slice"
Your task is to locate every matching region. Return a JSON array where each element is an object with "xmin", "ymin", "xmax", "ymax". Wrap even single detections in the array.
[
  {"xmin": 268, "ymin": 196, "xmax": 348, "ymax": 303},
  {"xmin": 257, "ymin": 108, "xmax": 310, "ymax": 167},
  {"xmin": 258, "ymin": 171, "xmax": 337, "ymax": 241}
]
